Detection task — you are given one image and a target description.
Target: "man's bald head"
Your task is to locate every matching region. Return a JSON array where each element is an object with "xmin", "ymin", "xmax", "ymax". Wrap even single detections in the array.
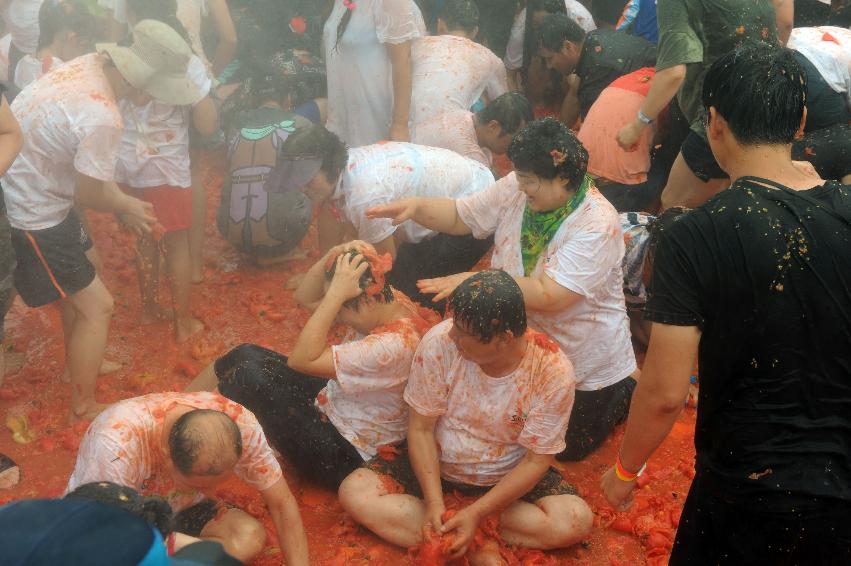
[{"xmin": 168, "ymin": 409, "xmax": 243, "ymax": 477}]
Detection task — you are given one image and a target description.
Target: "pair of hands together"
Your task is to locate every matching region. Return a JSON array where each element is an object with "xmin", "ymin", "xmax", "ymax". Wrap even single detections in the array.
[{"xmin": 423, "ymin": 502, "xmax": 483, "ymax": 560}]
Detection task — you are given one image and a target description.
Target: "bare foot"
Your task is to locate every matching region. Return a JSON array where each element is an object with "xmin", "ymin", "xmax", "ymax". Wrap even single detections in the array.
[
  {"xmin": 467, "ymin": 540, "xmax": 506, "ymax": 566},
  {"xmin": 176, "ymin": 317, "xmax": 205, "ymax": 343},
  {"xmin": 140, "ymin": 305, "xmax": 175, "ymax": 325},
  {"xmin": 191, "ymin": 268, "xmax": 205, "ymax": 284},
  {"xmin": 61, "ymin": 359, "xmax": 122, "ymax": 383},
  {"xmin": 68, "ymin": 402, "xmax": 110, "ymax": 424}
]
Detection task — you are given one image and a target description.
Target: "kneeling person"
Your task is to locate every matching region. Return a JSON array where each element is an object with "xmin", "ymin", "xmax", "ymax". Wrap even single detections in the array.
[
  {"xmin": 65, "ymin": 392, "xmax": 308, "ymax": 566},
  {"xmin": 188, "ymin": 243, "xmax": 436, "ymax": 489},
  {"xmin": 339, "ymin": 270, "xmax": 593, "ymax": 562}
]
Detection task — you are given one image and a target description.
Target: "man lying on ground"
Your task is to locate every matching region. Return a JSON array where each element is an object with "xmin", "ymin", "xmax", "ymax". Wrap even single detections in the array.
[
  {"xmin": 65, "ymin": 392, "xmax": 308, "ymax": 565},
  {"xmin": 187, "ymin": 242, "xmax": 436, "ymax": 489},
  {"xmin": 339, "ymin": 270, "xmax": 593, "ymax": 564}
]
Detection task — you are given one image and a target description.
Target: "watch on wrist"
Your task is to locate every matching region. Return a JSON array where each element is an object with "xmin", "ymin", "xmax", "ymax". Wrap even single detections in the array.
[{"xmin": 637, "ymin": 109, "xmax": 654, "ymax": 125}]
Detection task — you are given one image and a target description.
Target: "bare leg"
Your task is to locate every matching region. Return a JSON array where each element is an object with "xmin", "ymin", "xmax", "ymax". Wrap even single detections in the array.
[
  {"xmin": 189, "ymin": 157, "xmax": 206, "ymax": 283},
  {"xmin": 163, "ymin": 230, "xmax": 203, "ymax": 342},
  {"xmin": 338, "ymin": 468, "xmax": 426, "ymax": 548},
  {"xmin": 659, "ymin": 153, "xmax": 729, "ymax": 210},
  {"xmin": 135, "ymin": 233, "xmax": 167, "ymax": 325},
  {"xmin": 185, "ymin": 363, "xmax": 218, "ymax": 392},
  {"xmin": 497, "ymin": 495, "xmax": 593, "ymax": 549},
  {"xmin": 198, "ymin": 508, "xmax": 266, "ymax": 564},
  {"xmin": 63, "ymin": 277, "xmax": 114, "ymax": 421}
]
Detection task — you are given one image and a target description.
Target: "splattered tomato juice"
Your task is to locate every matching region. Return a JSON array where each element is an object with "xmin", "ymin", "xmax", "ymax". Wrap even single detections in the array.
[{"xmin": 0, "ymin": 152, "xmax": 696, "ymax": 564}]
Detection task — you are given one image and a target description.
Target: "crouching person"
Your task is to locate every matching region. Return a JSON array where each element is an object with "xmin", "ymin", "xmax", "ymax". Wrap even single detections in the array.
[{"xmin": 338, "ymin": 270, "xmax": 593, "ymax": 563}]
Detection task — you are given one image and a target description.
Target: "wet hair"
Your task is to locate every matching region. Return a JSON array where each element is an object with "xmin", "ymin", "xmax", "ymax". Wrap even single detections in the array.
[
  {"xmin": 169, "ymin": 410, "xmax": 243, "ymax": 477},
  {"xmin": 65, "ymin": 482, "xmax": 174, "ymax": 537},
  {"xmin": 523, "ymin": 0, "xmax": 566, "ymax": 68},
  {"xmin": 325, "ymin": 249, "xmax": 394, "ymax": 310},
  {"xmin": 476, "ymin": 91, "xmax": 533, "ymax": 136},
  {"xmin": 279, "ymin": 125, "xmax": 349, "ymax": 183},
  {"xmin": 702, "ymin": 44, "xmax": 806, "ymax": 146},
  {"xmin": 508, "ymin": 117, "xmax": 588, "ymax": 188},
  {"xmin": 449, "ymin": 270, "xmax": 527, "ymax": 343},
  {"xmin": 475, "ymin": 0, "xmax": 519, "ymax": 57},
  {"xmin": 592, "ymin": 0, "xmax": 631, "ymax": 27},
  {"xmin": 439, "ymin": 0, "xmax": 479, "ymax": 33},
  {"xmin": 37, "ymin": 0, "xmax": 96, "ymax": 51},
  {"xmin": 127, "ymin": 0, "xmax": 190, "ymax": 42},
  {"xmin": 537, "ymin": 13, "xmax": 586, "ymax": 53}
]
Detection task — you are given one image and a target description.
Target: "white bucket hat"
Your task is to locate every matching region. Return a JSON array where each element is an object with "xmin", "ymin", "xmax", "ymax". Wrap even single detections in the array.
[{"xmin": 96, "ymin": 19, "xmax": 203, "ymax": 106}]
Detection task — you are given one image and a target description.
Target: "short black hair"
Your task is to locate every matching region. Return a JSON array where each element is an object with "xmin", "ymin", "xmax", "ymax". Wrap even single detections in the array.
[
  {"xmin": 702, "ymin": 44, "xmax": 807, "ymax": 146},
  {"xmin": 37, "ymin": 0, "xmax": 96, "ymax": 51},
  {"xmin": 439, "ymin": 0, "xmax": 479, "ymax": 33},
  {"xmin": 508, "ymin": 117, "xmax": 588, "ymax": 188},
  {"xmin": 537, "ymin": 13, "xmax": 587, "ymax": 53},
  {"xmin": 66, "ymin": 482, "xmax": 174, "ymax": 537},
  {"xmin": 325, "ymin": 250, "xmax": 394, "ymax": 310},
  {"xmin": 280, "ymin": 125, "xmax": 349, "ymax": 183},
  {"xmin": 528, "ymin": 0, "xmax": 567, "ymax": 16},
  {"xmin": 476, "ymin": 92, "xmax": 534, "ymax": 136},
  {"xmin": 169, "ymin": 410, "xmax": 243, "ymax": 477},
  {"xmin": 449, "ymin": 270, "xmax": 527, "ymax": 343},
  {"xmin": 592, "ymin": 0, "xmax": 631, "ymax": 26}
]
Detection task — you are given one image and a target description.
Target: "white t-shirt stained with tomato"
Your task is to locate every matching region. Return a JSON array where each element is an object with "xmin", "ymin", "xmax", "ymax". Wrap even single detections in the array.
[
  {"xmin": 3, "ymin": 53, "xmax": 123, "ymax": 231},
  {"xmin": 410, "ymin": 35, "xmax": 507, "ymax": 128},
  {"xmin": 404, "ymin": 320, "xmax": 576, "ymax": 487},
  {"xmin": 411, "ymin": 109, "xmax": 492, "ymax": 168},
  {"xmin": 456, "ymin": 173, "xmax": 637, "ymax": 391},
  {"xmin": 318, "ymin": 317, "xmax": 424, "ymax": 459},
  {"xmin": 65, "ymin": 392, "xmax": 283, "ymax": 513}
]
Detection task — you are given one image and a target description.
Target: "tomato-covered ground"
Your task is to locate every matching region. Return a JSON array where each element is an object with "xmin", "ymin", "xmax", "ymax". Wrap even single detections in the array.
[{"xmin": 0, "ymin": 152, "xmax": 696, "ymax": 565}]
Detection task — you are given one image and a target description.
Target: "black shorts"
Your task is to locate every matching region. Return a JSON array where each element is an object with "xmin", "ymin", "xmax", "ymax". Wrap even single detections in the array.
[
  {"xmin": 793, "ymin": 123, "xmax": 851, "ymax": 182},
  {"xmin": 388, "ymin": 233, "xmax": 494, "ymax": 311},
  {"xmin": 558, "ymin": 376, "xmax": 637, "ymax": 462},
  {"xmin": 0, "ymin": 211, "xmax": 16, "ymax": 340},
  {"xmin": 680, "ymin": 131, "xmax": 727, "ymax": 183},
  {"xmin": 670, "ymin": 471, "xmax": 851, "ymax": 565},
  {"xmin": 10, "ymin": 210, "xmax": 95, "ymax": 308},
  {"xmin": 215, "ymin": 344, "xmax": 364, "ymax": 490},
  {"xmin": 364, "ymin": 444, "xmax": 577, "ymax": 503}
]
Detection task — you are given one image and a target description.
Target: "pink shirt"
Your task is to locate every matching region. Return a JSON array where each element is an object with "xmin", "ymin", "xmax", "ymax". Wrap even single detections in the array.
[
  {"xmin": 66, "ymin": 392, "xmax": 282, "ymax": 512},
  {"xmin": 411, "ymin": 109, "xmax": 492, "ymax": 168}
]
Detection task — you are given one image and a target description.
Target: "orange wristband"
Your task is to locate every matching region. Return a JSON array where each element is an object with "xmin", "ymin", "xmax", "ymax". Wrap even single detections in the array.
[{"xmin": 615, "ymin": 454, "xmax": 646, "ymax": 482}]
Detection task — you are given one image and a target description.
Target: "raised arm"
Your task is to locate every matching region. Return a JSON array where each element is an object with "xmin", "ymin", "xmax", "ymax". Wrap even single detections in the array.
[{"xmin": 366, "ymin": 197, "xmax": 473, "ymax": 236}]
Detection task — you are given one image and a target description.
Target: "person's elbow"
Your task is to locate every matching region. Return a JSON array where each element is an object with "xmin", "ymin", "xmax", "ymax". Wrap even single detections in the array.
[
  {"xmin": 659, "ymin": 64, "xmax": 687, "ymax": 86},
  {"xmin": 644, "ymin": 383, "xmax": 688, "ymax": 415},
  {"xmin": 286, "ymin": 352, "xmax": 311, "ymax": 374}
]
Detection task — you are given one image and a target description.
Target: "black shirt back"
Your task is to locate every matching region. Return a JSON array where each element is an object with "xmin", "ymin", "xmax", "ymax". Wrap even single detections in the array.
[
  {"xmin": 645, "ymin": 178, "xmax": 851, "ymax": 506},
  {"xmin": 575, "ymin": 29, "xmax": 656, "ymax": 118}
]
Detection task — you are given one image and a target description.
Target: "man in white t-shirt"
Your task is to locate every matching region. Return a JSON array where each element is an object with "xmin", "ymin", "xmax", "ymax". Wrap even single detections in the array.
[
  {"xmin": 187, "ymin": 241, "xmax": 436, "ymax": 489},
  {"xmin": 409, "ymin": 0, "xmax": 508, "ymax": 129},
  {"xmin": 412, "ymin": 91, "xmax": 533, "ymax": 168},
  {"xmin": 3, "ymin": 21, "xmax": 201, "ymax": 421},
  {"xmin": 274, "ymin": 124, "xmax": 495, "ymax": 307},
  {"xmin": 340, "ymin": 270, "xmax": 593, "ymax": 562},
  {"xmin": 788, "ymin": 26, "xmax": 851, "ymax": 111}
]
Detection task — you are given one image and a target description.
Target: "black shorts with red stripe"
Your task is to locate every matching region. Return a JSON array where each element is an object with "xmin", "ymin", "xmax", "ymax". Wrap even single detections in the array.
[{"xmin": 11, "ymin": 210, "xmax": 95, "ymax": 308}]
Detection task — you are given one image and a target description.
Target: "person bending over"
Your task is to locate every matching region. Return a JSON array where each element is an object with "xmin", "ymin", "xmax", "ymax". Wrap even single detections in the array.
[
  {"xmin": 187, "ymin": 242, "xmax": 436, "ymax": 489},
  {"xmin": 339, "ymin": 270, "xmax": 593, "ymax": 564},
  {"xmin": 65, "ymin": 392, "xmax": 308, "ymax": 565}
]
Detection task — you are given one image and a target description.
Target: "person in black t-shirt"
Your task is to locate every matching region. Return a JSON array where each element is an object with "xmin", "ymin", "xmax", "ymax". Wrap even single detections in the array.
[
  {"xmin": 601, "ymin": 45, "xmax": 851, "ymax": 565},
  {"xmin": 536, "ymin": 13, "xmax": 656, "ymax": 126}
]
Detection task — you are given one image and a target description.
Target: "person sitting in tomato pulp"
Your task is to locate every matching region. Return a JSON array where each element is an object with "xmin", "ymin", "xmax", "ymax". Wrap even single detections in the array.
[
  {"xmin": 339, "ymin": 270, "xmax": 593, "ymax": 563},
  {"xmin": 187, "ymin": 242, "xmax": 437, "ymax": 489}
]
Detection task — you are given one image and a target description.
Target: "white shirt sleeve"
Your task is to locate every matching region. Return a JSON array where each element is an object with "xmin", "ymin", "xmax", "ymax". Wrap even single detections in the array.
[
  {"xmin": 456, "ymin": 173, "xmax": 517, "ymax": 239},
  {"xmin": 484, "ymin": 51, "xmax": 510, "ymax": 101},
  {"xmin": 332, "ymin": 333, "xmax": 412, "ymax": 394},
  {"xmin": 73, "ymin": 124, "xmax": 122, "ymax": 182},
  {"xmin": 373, "ymin": 0, "xmax": 426, "ymax": 44},
  {"xmin": 504, "ymin": 9, "xmax": 526, "ymax": 71}
]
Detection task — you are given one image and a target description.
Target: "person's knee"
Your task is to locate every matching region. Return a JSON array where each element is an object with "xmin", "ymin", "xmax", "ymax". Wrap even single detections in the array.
[
  {"xmin": 73, "ymin": 284, "xmax": 115, "ymax": 322},
  {"xmin": 541, "ymin": 496, "xmax": 594, "ymax": 549},
  {"xmin": 338, "ymin": 469, "xmax": 376, "ymax": 518},
  {"xmin": 222, "ymin": 513, "xmax": 266, "ymax": 562}
]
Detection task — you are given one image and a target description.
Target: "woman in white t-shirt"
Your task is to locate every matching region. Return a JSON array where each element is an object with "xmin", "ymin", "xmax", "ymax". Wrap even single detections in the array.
[
  {"xmin": 368, "ymin": 118, "xmax": 639, "ymax": 461},
  {"xmin": 13, "ymin": 0, "xmax": 95, "ymax": 91},
  {"xmin": 187, "ymin": 244, "xmax": 437, "ymax": 489},
  {"xmin": 115, "ymin": 2, "xmax": 218, "ymax": 342},
  {"xmin": 322, "ymin": 0, "xmax": 425, "ymax": 146}
]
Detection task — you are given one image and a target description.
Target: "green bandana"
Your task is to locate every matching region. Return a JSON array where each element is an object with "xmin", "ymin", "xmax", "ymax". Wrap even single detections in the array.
[{"xmin": 520, "ymin": 175, "xmax": 591, "ymax": 276}]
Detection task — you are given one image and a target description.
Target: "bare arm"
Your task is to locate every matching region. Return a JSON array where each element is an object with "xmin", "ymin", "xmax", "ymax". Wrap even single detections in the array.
[
  {"xmin": 560, "ymin": 75, "xmax": 581, "ymax": 129},
  {"xmin": 0, "ymin": 95, "xmax": 23, "ymax": 176},
  {"xmin": 317, "ymin": 201, "xmax": 348, "ymax": 254},
  {"xmin": 408, "ymin": 410, "xmax": 446, "ymax": 533},
  {"xmin": 387, "ymin": 41, "xmax": 414, "ymax": 141},
  {"xmin": 601, "ymin": 323, "xmax": 700, "ymax": 508},
  {"xmin": 261, "ymin": 478, "xmax": 309, "ymax": 566},
  {"xmin": 617, "ymin": 65, "xmax": 687, "ymax": 150},
  {"xmin": 366, "ymin": 197, "xmax": 473, "ymax": 237},
  {"xmin": 514, "ymin": 273, "xmax": 583, "ymax": 313},
  {"xmin": 373, "ymin": 235, "xmax": 397, "ymax": 259},
  {"xmin": 207, "ymin": 0, "xmax": 238, "ymax": 77},
  {"xmin": 191, "ymin": 97, "xmax": 219, "ymax": 137},
  {"xmin": 75, "ymin": 176, "xmax": 156, "ymax": 234},
  {"xmin": 772, "ymin": 0, "xmax": 794, "ymax": 46}
]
